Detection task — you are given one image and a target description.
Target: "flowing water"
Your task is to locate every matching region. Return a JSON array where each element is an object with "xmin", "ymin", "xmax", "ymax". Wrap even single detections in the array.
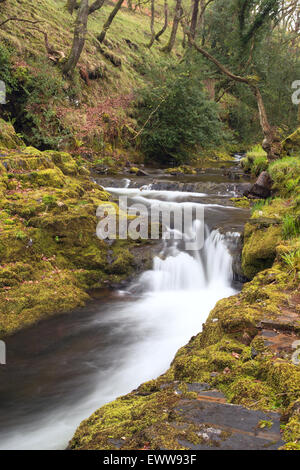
[{"xmin": 0, "ymin": 163, "xmax": 250, "ymax": 450}]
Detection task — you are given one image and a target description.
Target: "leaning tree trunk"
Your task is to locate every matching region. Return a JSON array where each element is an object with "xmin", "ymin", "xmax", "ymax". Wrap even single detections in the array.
[
  {"xmin": 147, "ymin": 0, "xmax": 156, "ymax": 48},
  {"xmin": 155, "ymin": 0, "xmax": 168, "ymax": 41},
  {"xmin": 89, "ymin": 0, "xmax": 106, "ymax": 14},
  {"xmin": 161, "ymin": 0, "xmax": 182, "ymax": 53},
  {"xmin": 63, "ymin": 0, "xmax": 89, "ymax": 75},
  {"xmin": 252, "ymin": 86, "xmax": 282, "ymax": 160},
  {"xmin": 97, "ymin": 0, "xmax": 125, "ymax": 43},
  {"xmin": 186, "ymin": 31, "xmax": 282, "ymax": 161}
]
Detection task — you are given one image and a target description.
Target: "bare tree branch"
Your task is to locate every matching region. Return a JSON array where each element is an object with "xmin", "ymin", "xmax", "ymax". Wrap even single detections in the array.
[{"xmin": 0, "ymin": 17, "xmax": 42, "ymax": 28}]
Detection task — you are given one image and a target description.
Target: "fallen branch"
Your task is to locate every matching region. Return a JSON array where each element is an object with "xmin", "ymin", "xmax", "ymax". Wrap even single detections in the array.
[{"xmin": 0, "ymin": 17, "xmax": 42, "ymax": 28}]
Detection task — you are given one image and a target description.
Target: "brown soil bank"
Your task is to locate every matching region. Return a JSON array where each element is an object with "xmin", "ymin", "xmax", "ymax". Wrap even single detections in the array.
[{"xmin": 69, "ymin": 140, "xmax": 300, "ymax": 451}]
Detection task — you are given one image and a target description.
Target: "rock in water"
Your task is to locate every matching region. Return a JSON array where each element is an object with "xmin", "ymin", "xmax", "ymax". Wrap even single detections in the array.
[{"xmin": 244, "ymin": 171, "xmax": 273, "ymax": 199}]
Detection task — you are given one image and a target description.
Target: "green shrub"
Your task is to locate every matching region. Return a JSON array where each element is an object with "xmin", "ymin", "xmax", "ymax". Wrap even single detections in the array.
[
  {"xmin": 0, "ymin": 43, "xmax": 17, "ymax": 94},
  {"xmin": 136, "ymin": 62, "xmax": 227, "ymax": 164}
]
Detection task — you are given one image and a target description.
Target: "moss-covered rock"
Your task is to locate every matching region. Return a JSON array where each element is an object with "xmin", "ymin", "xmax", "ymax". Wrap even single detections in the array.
[
  {"xmin": 242, "ymin": 223, "xmax": 282, "ymax": 279},
  {"xmin": 282, "ymin": 128, "xmax": 300, "ymax": 155},
  {"xmin": 17, "ymin": 168, "xmax": 66, "ymax": 188},
  {"xmin": 0, "ymin": 140, "xmax": 140, "ymax": 337},
  {"xmin": 69, "ymin": 261, "xmax": 300, "ymax": 449},
  {"xmin": 0, "ymin": 118, "xmax": 24, "ymax": 149}
]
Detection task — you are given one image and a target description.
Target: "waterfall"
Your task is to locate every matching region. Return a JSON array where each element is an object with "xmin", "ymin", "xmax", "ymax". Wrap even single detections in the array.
[
  {"xmin": 139, "ymin": 229, "xmax": 232, "ymax": 292},
  {"xmin": 0, "ymin": 184, "xmax": 240, "ymax": 450}
]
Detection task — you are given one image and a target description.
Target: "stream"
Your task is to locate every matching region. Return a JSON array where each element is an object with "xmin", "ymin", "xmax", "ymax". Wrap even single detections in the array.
[{"xmin": 0, "ymin": 159, "xmax": 251, "ymax": 450}]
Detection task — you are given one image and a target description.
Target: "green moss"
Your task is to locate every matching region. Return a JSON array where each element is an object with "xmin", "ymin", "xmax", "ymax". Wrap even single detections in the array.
[
  {"xmin": 241, "ymin": 145, "xmax": 268, "ymax": 176},
  {"xmin": 242, "ymin": 224, "xmax": 282, "ymax": 279},
  {"xmin": 0, "ymin": 139, "xmax": 138, "ymax": 336},
  {"xmin": 282, "ymin": 415, "xmax": 300, "ymax": 443},
  {"xmin": 44, "ymin": 150, "xmax": 79, "ymax": 176},
  {"xmin": 17, "ymin": 168, "xmax": 66, "ymax": 188},
  {"xmin": 282, "ymin": 128, "xmax": 300, "ymax": 155},
  {"xmin": 230, "ymin": 197, "xmax": 250, "ymax": 208},
  {"xmin": 269, "ymin": 156, "xmax": 300, "ymax": 198},
  {"xmin": 165, "ymin": 165, "xmax": 197, "ymax": 175},
  {"xmin": 69, "ymin": 388, "xmax": 181, "ymax": 450},
  {"xmin": 0, "ymin": 118, "xmax": 24, "ymax": 149},
  {"xmin": 226, "ymin": 377, "xmax": 276, "ymax": 408}
]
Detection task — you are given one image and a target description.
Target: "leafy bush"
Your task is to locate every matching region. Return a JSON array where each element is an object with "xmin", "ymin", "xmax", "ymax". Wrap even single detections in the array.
[
  {"xmin": 136, "ymin": 63, "xmax": 227, "ymax": 164},
  {"xmin": 0, "ymin": 43, "xmax": 17, "ymax": 94},
  {"xmin": 1, "ymin": 48, "xmax": 74, "ymax": 149}
]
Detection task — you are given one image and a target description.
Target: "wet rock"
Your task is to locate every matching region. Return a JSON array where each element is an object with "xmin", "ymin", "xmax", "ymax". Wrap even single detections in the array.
[
  {"xmin": 136, "ymin": 168, "xmax": 150, "ymax": 177},
  {"xmin": 93, "ymin": 164, "xmax": 109, "ymax": 175},
  {"xmin": 243, "ymin": 171, "xmax": 273, "ymax": 199}
]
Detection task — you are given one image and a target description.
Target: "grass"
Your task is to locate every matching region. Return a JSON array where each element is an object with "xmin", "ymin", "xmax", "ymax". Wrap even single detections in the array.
[
  {"xmin": 282, "ymin": 214, "xmax": 300, "ymax": 239},
  {"xmin": 0, "ymin": 0, "xmax": 183, "ymax": 97},
  {"xmin": 247, "ymin": 144, "xmax": 267, "ymax": 159},
  {"xmin": 241, "ymin": 145, "xmax": 268, "ymax": 176},
  {"xmin": 281, "ymin": 249, "xmax": 300, "ymax": 276},
  {"xmin": 0, "ymin": 0, "xmax": 185, "ymax": 150},
  {"xmin": 251, "ymin": 198, "xmax": 271, "ymax": 215},
  {"xmin": 269, "ymin": 155, "xmax": 300, "ymax": 197}
]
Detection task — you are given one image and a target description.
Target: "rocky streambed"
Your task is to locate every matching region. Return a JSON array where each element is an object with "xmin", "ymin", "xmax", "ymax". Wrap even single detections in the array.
[{"xmin": 0, "ymin": 149, "xmax": 299, "ymax": 451}]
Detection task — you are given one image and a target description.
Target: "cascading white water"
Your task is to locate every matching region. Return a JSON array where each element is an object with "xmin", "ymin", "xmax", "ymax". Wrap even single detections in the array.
[
  {"xmin": 0, "ymin": 185, "xmax": 239, "ymax": 450},
  {"xmin": 139, "ymin": 229, "xmax": 232, "ymax": 292}
]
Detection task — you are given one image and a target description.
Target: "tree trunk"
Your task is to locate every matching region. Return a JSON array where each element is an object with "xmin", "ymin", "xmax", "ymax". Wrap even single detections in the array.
[
  {"xmin": 63, "ymin": 0, "xmax": 89, "ymax": 75},
  {"xmin": 190, "ymin": 0, "xmax": 200, "ymax": 39},
  {"xmin": 127, "ymin": 0, "xmax": 133, "ymax": 11},
  {"xmin": 155, "ymin": 0, "xmax": 168, "ymax": 41},
  {"xmin": 89, "ymin": 0, "xmax": 106, "ymax": 14},
  {"xmin": 97, "ymin": 0, "xmax": 125, "ymax": 43},
  {"xmin": 186, "ymin": 32, "xmax": 282, "ymax": 160},
  {"xmin": 147, "ymin": 0, "xmax": 156, "ymax": 48},
  {"xmin": 66, "ymin": 0, "xmax": 78, "ymax": 14},
  {"xmin": 161, "ymin": 0, "xmax": 182, "ymax": 53},
  {"xmin": 252, "ymin": 86, "xmax": 282, "ymax": 160}
]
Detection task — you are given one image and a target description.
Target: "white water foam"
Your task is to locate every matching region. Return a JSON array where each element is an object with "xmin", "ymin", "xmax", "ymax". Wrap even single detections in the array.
[{"xmin": 0, "ymin": 186, "xmax": 237, "ymax": 450}]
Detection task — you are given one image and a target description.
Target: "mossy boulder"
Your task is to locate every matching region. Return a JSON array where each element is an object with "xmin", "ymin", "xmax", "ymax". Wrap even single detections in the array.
[
  {"xmin": 242, "ymin": 223, "xmax": 282, "ymax": 279},
  {"xmin": 17, "ymin": 168, "xmax": 66, "ymax": 188},
  {"xmin": 44, "ymin": 150, "xmax": 79, "ymax": 176},
  {"xmin": 0, "ymin": 118, "xmax": 24, "ymax": 149},
  {"xmin": 0, "ymin": 139, "xmax": 139, "ymax": 336},
  {"xmin": 165, "ymin": 165, "xmax": 197, "ymax": 175},
  {"xmin": 282, "ymin": 128, "xmax": 300, "ymax": 155}
]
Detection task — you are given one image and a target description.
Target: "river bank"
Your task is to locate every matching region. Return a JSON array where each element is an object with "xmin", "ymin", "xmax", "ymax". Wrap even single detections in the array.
[
  {"xmin": 0, "ymin": 140, "xmax": 252, "ymax": 449},
  {"xmin": 0, "ymin": 120, "xmax": 299, "ymax": 450},
  {"xmin": 69, "ymin": 153, "xmax": 300, "ymax": 451}
]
